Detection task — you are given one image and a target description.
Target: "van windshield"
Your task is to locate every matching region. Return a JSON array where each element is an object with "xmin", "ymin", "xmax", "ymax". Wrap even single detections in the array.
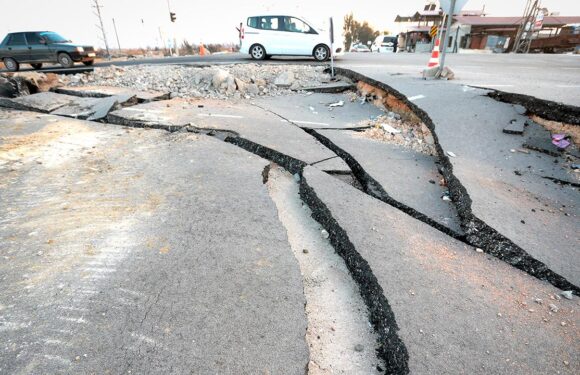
[
  {"xmin": 39, "ymin": 32, "xmax": 70, "ymax": 43},
  {"xmin": 383, "ymin": 37, "xmax": 396, "ymax": 43}
]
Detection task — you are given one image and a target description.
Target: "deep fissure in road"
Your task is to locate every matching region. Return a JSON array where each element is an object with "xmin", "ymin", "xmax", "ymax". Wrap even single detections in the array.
[{"xmin": 332, "ymin": 67, "xmax": 579, "ymax": 295}]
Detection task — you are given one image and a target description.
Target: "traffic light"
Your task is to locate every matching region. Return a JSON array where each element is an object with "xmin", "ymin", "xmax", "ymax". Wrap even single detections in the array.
[{"xmin": 170, "ymin": 12, "xmax": 176, "ymax": 23}]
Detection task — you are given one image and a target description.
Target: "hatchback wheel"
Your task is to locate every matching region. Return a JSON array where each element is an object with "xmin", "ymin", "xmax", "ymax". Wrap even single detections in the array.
[
  {"xmin": 30, "ymin": 63, "xmax": 43, "ymax": 70},
  {"xmin": 250, "ymin": 44, "xmax": 266, "ymax": 60},
  {"xmin": 58, "ymin": 53, "xmax": 74, "ymax": 68},
  {"xmin": 313, "ymin": 45, "xmax": 330, "ymax": 62},
  {"xmin": 3, "ymin": 57, "xmax": 19, "ymax": 72}
]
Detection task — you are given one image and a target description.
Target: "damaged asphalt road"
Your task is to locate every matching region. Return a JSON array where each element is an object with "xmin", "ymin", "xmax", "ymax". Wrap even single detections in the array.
[{"xmin": 1, "ymin": 65, "xmax": 579, "ymax": 374}]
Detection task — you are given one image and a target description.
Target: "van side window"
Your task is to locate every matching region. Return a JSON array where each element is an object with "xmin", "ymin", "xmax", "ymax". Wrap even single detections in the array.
[
  {"xmin": 247, "ymin": 17, "xmax": 258, "ymax": 28},
  {"xmin": 283, "ymin": 17, "xmax": 312, "ymax": 33},
  {"xmin": 7, "ymin": 33, "xmax": 26, "ymax": 46},
  {"xmin": 258, "ymin": 16, "xmax": 279, "ymax": 31}
]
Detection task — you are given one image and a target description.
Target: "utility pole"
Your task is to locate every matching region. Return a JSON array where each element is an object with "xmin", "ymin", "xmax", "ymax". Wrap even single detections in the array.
[
  {"xmin": 439, "ymin": 0, "xmax": 456, "ymax": 75},
  {"xmin": 91, "ymin": 0, "xmax": 111, "ymax": 59},
  {"xmin": 512, "ymin": 0, "xmax": 540, "ymax": 53},
  {"xmin": 166, "ymin": 0, "xmax": 178, "ymax": 56},
  {"xmin": 159, "ymin": 27, "xmax": 168, "ymax": 55},
  {"xmin": 112, "ymin": 18, "xmax": 121, "ymax": 52}
]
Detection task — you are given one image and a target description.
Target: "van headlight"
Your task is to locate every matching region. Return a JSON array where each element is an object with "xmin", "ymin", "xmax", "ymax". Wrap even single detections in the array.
[{"xmin": 75, "ymin": 47, "xmax": 85, "ymax": 52}]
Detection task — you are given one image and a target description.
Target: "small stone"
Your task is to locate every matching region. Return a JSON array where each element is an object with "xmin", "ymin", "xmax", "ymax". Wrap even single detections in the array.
[
  {"xmin": 561, "ymin": 291, "xmax": 573, "ymax": 300},
  {"xmin": 321, "ymin": 229, "xmax": 329, "ymax": 239},
  {"xmin": 510, "ymin": 149, "xmax": 516, "ymax": 153},
  {"xmin": 476, "ymin": 248, "xmax": 484, "ymax": 253},
  {"xmin": 564, "ymin": 360, "xmax": 569, "ymax": 366},
  {"xmin": 302, "ymin": 249, "xmax": 309, "ymax": 254},
  {"xmin": 354, "ymin": 344, "xmax": 364, "ymax": 352},
  {"xmin": 497, "ymin": 313, "xmax": 502, "ymax": 317},
  {"xmin": 293, "ymin": 173, "xmax": 301, "ymax": 182},
  {"xmin": 36, "ymin": 251, "xmax": 43, "ymax": 256},
  {"xmin": 447, "ymin": 151, "xmax": 457, "ymax": 158},
  {"xmin": 560, "ymin": 321, "xmax": 567, "ymax": 326},
  {"xmin": 549, "ymin": 304, "xmax": 559, "ymax": 312},
  {"xmin": 528, "ymin": 309, "xmax": 535, "ymax": 313},
  {"xmin": 534, "ymin": 298, "xmax": 543, "ymax": 304}
]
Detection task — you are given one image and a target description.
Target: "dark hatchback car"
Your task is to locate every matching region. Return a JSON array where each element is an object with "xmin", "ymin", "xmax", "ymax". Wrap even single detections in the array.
[{"xmin": 0, "ymin": 31, "xmax": 97, "ymax": 71}]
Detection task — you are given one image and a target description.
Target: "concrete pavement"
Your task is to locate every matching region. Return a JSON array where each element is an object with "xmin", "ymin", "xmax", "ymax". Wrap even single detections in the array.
[
  {"xmin": 1, "ymin": 59, "xmax": 579, "ymax": 373},
  {"xmin": 0, "ymin": 112, "xmax": 309, "ymax": 374}
]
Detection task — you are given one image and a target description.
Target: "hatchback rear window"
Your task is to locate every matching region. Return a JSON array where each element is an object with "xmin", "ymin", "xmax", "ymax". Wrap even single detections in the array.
[{"xmin": 7, "ymin": 33, "xmax": 26, "ymax": 46}]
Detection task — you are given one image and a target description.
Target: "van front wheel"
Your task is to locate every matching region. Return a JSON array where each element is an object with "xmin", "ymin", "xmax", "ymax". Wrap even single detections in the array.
[
  {"xmin": 313, "ymin": 44, "xmax": 330, "ymax": 62},
  {"xmin": 250, "ymin": 44, "xmax": 266, "ymax": 60}
]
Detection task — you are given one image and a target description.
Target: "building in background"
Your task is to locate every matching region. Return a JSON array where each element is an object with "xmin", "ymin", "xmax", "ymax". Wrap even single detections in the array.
[{"xmin": 394, "ymin": 1, "xmax": 580, "ymax": 53}]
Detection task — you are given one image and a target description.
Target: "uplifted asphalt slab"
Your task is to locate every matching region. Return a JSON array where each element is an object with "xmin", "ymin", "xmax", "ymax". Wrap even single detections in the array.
[
  {"xmin": 54, "ymin": 85, "xmax": 169, "ymax": 102},
  {"xmin": 302, "ymin": 166, "xmax": 579, "ymax": 375},
  {"xmin": 340, "ymin": 71, "xmax": 580, "ymax": 287},
  {"xmin": 317, "ymin": 129, "xmax": 463, "ymax": 233},
  {"xmin": 0, "ymin": 91, "xmax": 136, "ymax": 120},
  {"xmin": 254, "ymin": 92, "xmax": 384, "ymax": 129},
  {"xmin": 0, "ymin": 111, "xmax": 309, "ymax": 374},
  {"xmin": 108, "ymin": 98, "xmax": 349, "ymax": 171}
]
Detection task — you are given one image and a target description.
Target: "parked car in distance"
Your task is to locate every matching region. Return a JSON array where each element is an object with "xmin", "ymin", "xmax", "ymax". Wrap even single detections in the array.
[
  {"xmin": 239, "ymin": 15, "xmax": 343, "ymax": 61},
  {"xmin": 350, "ymin": 44, "xmax": 371, "ymax": 53},
  {"xmin": 0, "ymin": 31, "xmax": 97, "ymax": 72},
  {"xmin": 371, "ymin": 35, "xmax": 398, "ymax": 53}
]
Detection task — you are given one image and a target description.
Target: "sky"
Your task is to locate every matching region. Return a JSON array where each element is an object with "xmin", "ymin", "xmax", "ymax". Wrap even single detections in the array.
[{"xmin": 0, "ymin": 0, "xmax": 579, "ymax": 49}]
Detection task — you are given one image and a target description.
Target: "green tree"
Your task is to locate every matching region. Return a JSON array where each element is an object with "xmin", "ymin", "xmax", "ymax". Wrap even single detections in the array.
[
  {"xmin": 343, "ymin": 13, "xmax": 381, "ymax": 50},
  {"xmin": 343, "ymin": 13, "xmax": 355, "ymax": 51},
  {"xmin": 357, "ymin": 21, "xmax": 380, "ymax": 46}
]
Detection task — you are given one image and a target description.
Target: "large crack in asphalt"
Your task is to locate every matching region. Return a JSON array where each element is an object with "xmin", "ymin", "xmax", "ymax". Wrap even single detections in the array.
[
  {"xmin": 86, "ymin": 107, "xmax": 410, "ymax": 372},
  {"xmin": 484, "ymin": 89, "xmax": 580, "ymax": 126},
  {"xmin": 4, "ymin": 78, "xmax": 575, "ymax": 371},
  {"xmin": 332, "ymin": 67, "xmax": 579, "ymax": 295},
  {"xmin": 298, "ymin": 173, "xmax": 409, "ymax": 374}
]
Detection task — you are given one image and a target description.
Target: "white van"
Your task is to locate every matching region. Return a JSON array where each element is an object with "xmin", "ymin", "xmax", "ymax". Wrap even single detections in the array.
[
  {"xmin": 239, "ymin": 15, "xmax": 343, "ymax": 61},
  {"xmin": 371, "ymin": 35, "xmax": 398, "ymax": 53}
]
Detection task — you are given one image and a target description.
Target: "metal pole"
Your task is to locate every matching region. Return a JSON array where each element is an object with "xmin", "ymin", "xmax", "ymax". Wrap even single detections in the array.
[
  {"xmin": 92, "ymin": 0, "xmax": 110, "ymax": 59},
  {"xmin": 112, "ymin": 18, "xmax": 121, "ymax": 52},
  {"xmin": 329, "ymin": 17, "xmax": 335, "ymax": 78},
  {"xmin": 439, "ymin": 0, "xmax": 456, "ymax": 74},
  {"xmin": 159, "ymin": 27, "xmax": 168, "ymax": 55}
]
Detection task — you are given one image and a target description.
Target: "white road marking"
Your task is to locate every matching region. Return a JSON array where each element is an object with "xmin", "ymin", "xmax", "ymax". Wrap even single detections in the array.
[
  {"xmin": 43, "ymin": 355, "xmax": 72, "ymax": 365},
  {"xmin": 470, "ymin": 84, "xmax": 514, "ymax": 88},
  {"xmin": 290, "ymin": 120, "xmax": 330, "ymax": 126},
  {"xmin": 119, "ymin": 288, "xmax": 145, "ymax": 297},
  {"xmin": 58, "ymin": 306, "xmax": 89, "ymax": 312},
  {"xmin": 57, "ymin": 316, "xmax": 87, "ymax": 324},
  {"xmin": 123, "ymin": 108, "xmax": 163, "ymax": 113},
  {"xmin": 408, "ymin": 95, "xmax": 426, "ymax": 101},
  {"xmin": 197, "ymin": 113, "xmax": 243, "ymax": 119},
  {"xmin": 82, "ymin": 267, "xmax": 116, "ymax": 273}
]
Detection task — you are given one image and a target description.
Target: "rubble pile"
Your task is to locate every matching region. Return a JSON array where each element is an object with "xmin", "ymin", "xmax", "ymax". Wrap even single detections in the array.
[
  {"xmin": 355, "ymin": 113, "xmax": 436, "ymax": 156},
  {"xmin": 65, "ymin": 64, "xmax": 332, "ymax": 99}
]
